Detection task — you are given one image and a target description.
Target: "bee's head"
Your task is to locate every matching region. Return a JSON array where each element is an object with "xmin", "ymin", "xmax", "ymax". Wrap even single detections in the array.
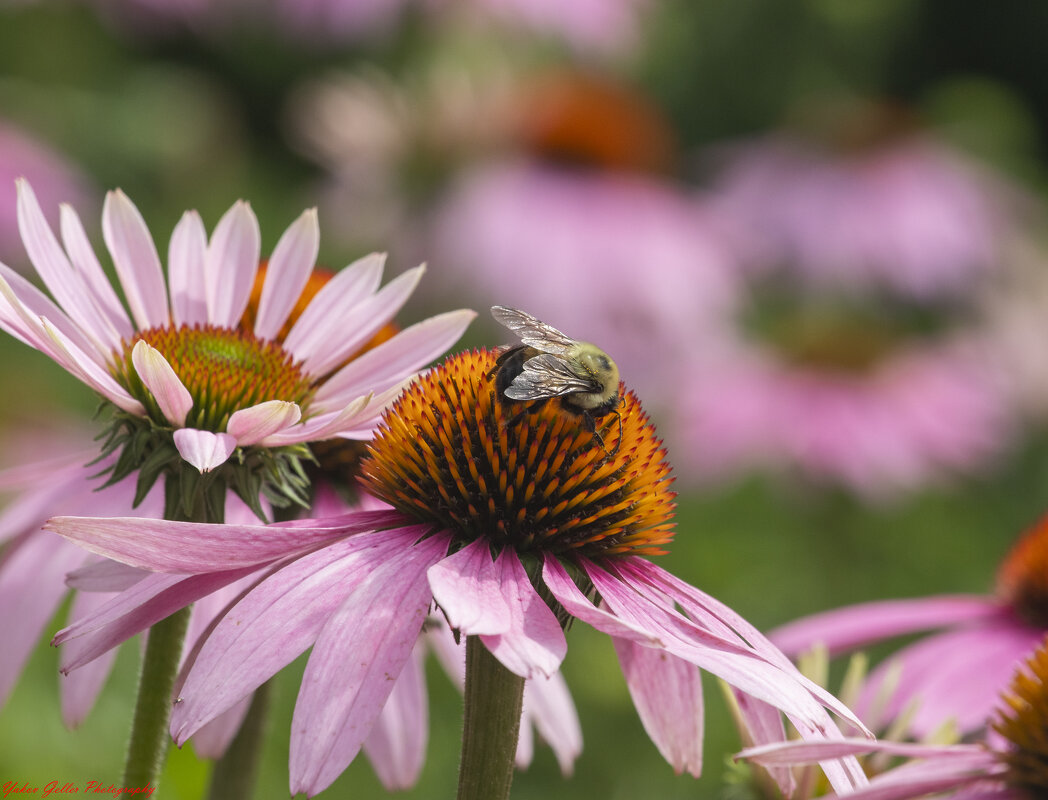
[{"xmin": 574, "ymin": 343, "xmax": 620, "ymax": 391}]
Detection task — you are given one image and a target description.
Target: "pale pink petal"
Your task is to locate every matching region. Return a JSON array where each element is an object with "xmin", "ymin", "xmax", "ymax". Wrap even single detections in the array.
[
  {"xmin": 299, "ymin": 264, "xmax": 425, "ymax": 378},
  {"xmin": 0, "ymin": 534, "xmax": 85, "ymax": 706},
  {"xmin": 259, "ymin": 383, "xmax": 407, "ymax": 447},
  {"xmin": 101, "ymin": 188, "xmax": 169, "ymax": 329},
  {"xmin": 313, "ymin": 309, "xmax": 477, "ymax": 410},
  {"xmin": 54, "ymin": 568, "xmax": 259, "ymax": 671},
  {"xmin": 282, "ymin": 252, "xmax": 385, "ymax": 363},
  {"xmin": 739, "ymin": 738, "xmax": 989, "ymax": 764},
  {"xmin": 613, "ymin": 637, "xmax": 703, "ymax": 777},
  {"xmin": 190, "ymin": 696, "xmax": 253, "ymax": 759},
  {"xmin": 254, "ymin": 208, "xmax": 319, "ymax": 340},
  {"xmin": 66, "ymin": 559, "xmax": 147, "ymax": 592},
  {"xmin": 226, "ymin": 401, "xmax": 302, "ymax": 447},
  {"xmin": 59, "ymin": 203, "xmax": 133, "ymax": 343},
  {"xmin": 171, "ymin": 526, "xmax": 438, "ymax": 743},
  {"xmin": 427, "ymin": 538, "xmax": 512, "ymax": 636},
  {"xmin": 0, "ymin": 264, "xmax": 109, "ymax": 370},
  {"xmin": 173, "ymin": 428, "xmax": 237, "ymax": 473},
  {"xmin": 131, "ymin": 340, "xmax": 193, "ymax": 426},
  {"xmin": 770, "ymin": 595, "xmax": 1005, "ymax": 657},
  {"xmin": 168, "ymin": 210, "xmax": 209, "ymax": 326},
  {"xmin": 521, "ymin": 671, "xmax": 582, "ymax": 775},
  {"xmin": 38, "ymin": 318, "xmax": 145, "ymax": 415},
  {"xmin": 204, "ymin": 200, "xmax": 260, "ymax": 326},
  {"xmin": 45, "ymin": 509, "xmax": 403, "ymax": 573},
  {"xmin": 478, "ymin": 548, "xmax": 566, "ymax": 679},
  {"xmin": 363, "ymin": 644, "xmax": 428, "ymax": 791},
  {"xmin": 60, "ymin": 587, "xmax": 121, "ymax": 728},
  {"xmin": 732, "ymin": 692, "xmax": 795, "ymax": 796},
  {"xmin": 15, "ymin": 179, "xmax": 121, "ymax": 353},
  {"xmin": 288, "ymin": 532, "xmax": 450, "ymax": 797}
]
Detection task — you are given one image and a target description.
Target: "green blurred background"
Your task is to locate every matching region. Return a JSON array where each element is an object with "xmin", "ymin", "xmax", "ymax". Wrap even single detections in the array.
[{"xmin": 3, "ymin": 1, "xmax": 1048, "ymax": 798}]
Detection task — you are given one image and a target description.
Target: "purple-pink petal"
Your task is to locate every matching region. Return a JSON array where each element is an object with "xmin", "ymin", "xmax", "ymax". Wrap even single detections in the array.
[
  {"xmin": 282, "ymin": 252, "xmax": 385, "ymax": 366},
  {"xmin": 44, "ymin": 511, "xmax": 380, "ymax": 573},
  {"xmin": 770, "ymin": 595, "xmax": 1005, "ymax": 657},
  {"xmin": 288, "ymin": 531, "xmax": 450, "ymax": 797},
  {"xmin": 189, "ymin": 696, "xmax": 253, "ymax": 760},
  {"xmin": 226, "ymin": 400, "xmax": 302, "ymax": 446},
  {"xmin": 167, "ymin": 210, "xmax": 209, "ymax": 327},
  {"xmin": 204, "ymin": 200, "xmax": 261, "ymax": 327},
  {"xmin": 313, "ymin": 309, "xmax": 477, "ymax": 409},
  {"xmin": 519, "ymin": 671, "xmax": 582, "ymax": 775},
  {"xmin": 60, "ymin": 587, "xmax": 122, "ymax": 728},
  {"xmin": 173, "ymin": 428, "xmax": 237, "ymax": 473},
  {"xmin": 253, "ymin": 208, "xmax": 319, "ymax": 340},
  {"xmin": 362, "ymin": 643, "xmax": 428, "ymax": 791},
  {"xmin": 613, "ymin": 636, "xmax": 703, "ymax": 777},
  {"xmin": 131, "ymin": 340, "xmax": 193, "ymax": 426},
  {"xmin": 477, "ymin": 548, "xmax": 566, "ymax": 679},
  {"xmin": 427, "ymin": 538, "xmax": 513, "ymax": 636},
  {"xmin": 101, "ymin": 188, "xmax": 168, "ymax": 329}
]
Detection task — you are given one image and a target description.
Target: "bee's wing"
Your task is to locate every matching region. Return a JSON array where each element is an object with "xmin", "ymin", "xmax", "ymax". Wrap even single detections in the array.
[
  {"xmin": 504, "ymin": 353, "xmax": 600, "ymax": 401},
  {"xmin": 490, "ymin": 306, "xmax": 575, "ymax": 356}
]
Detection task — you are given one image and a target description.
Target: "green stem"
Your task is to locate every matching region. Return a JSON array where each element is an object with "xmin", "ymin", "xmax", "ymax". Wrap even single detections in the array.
[
  {"xmin": 456, "ymin": 636, "xmax": 525, "ymax": 800},
  {"xmin": 121, "ymin": 606, "xmax": 192, "ymax": 788},
  {"xmin": 206, "ymin": 682, "xmax": 271, "ymax": 800}
]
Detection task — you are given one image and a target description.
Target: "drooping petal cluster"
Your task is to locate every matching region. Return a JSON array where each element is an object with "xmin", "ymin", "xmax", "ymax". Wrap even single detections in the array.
[{"xmin": 48, "ymin": 347, "xmax": 870, "ymax": 797}]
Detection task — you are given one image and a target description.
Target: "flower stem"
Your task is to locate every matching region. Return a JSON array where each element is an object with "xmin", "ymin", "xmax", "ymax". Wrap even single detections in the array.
[
  {"xmin": 456, "ymin": 636, "xmax": 525, "ymax": 800},
  {"xmin": 206, "ymin": 682, "xmax": 271, "ymax": 800},
  {"xmin": 122, "ymin": 606, "xmax": 191, "ymax": 788}
]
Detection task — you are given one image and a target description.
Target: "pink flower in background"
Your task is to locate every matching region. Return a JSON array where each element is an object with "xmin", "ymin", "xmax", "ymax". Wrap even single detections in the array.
[
  {"xmin": 47, "ymin": 349, "xmax": 869, "ymax": 798},
  {"xmin": 0, "ymin": 123, "xmax": 93, "ymax": 272},
  {"xmin": 431, "ymin": 163, "xmax": 737, "ymax": 401},
  {"xmin": 710, "ymin": 130, "xmax": 1022, "ymax": 299},
  {"xmin": 770, "ymin": 514, "xmax": 1048, "ymax": 739}
]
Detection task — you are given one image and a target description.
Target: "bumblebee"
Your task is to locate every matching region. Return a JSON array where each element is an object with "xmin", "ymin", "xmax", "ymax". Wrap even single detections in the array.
[{"xmin": 490, "ymin": 305, "xmax": 622, "ymax": 453}]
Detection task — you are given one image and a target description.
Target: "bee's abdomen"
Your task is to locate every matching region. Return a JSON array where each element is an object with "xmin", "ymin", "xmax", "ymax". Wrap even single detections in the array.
[{"xmin": 492, "ymin": 345, "xmax": 538, "ymax": 399}]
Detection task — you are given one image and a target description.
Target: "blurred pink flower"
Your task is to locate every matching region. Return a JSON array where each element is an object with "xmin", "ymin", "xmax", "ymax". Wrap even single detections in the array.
[
  {"xmin": 431, "ymin": 162, "xmax": 738, "ymax": 401},
  {"xmin": 710, "ymin": 132, "xmax": 1023, "ymax": 299},
  {"xmin": 681, "ymin": 333, "xmax": 1012, "ymax": 500},
  {"xmin": 0, "ymin": 123, "xmax": 93, "ymax": 273},
  {"xmin": 770, "ymin": 514, "xmax": 1048, "ymax": 739}
]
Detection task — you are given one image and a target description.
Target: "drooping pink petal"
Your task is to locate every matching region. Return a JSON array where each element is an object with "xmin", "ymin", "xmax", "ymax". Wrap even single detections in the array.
[
  {"xmin": 0, "ymin": 534, "xmax": 85, "ymax": 707},
  {"xmin": 259, "ymin": 382, "xmax": 407, "ymax": 447},
  {"xmin": 253, "ymin": 208, "xmax": 319, "ymax": 340},
  {"xmin": 226, "ymin": 400, "xmax": 302, "ymax": 446},
  {"xmin": 298, "ymin": 264, "xmax": 425, "ymax": 379},
  {"xmin": 478, "ymin": 548, "xmax": 566, "ymax": 679},
  {"xmin": 204, "ymin": 200, "xmax": 260, "ymax": 327},
  {"xmin": 739, "ymin": 738, "xmax": 991, "ymax": 764},
  {"xmin": 15, "ymin": 179, "xmax": 122, "ymax": 354},
  {"xmin": 363, "ymin": 643, "xmax": 428, "ymax": 791},
  {"xmin": 427, "ymin": 538, "xmax": 512, "ymax": 636},
  {"xmin": 313, "ymin": 310, "xmax": 477, "ymax": 409},
  {"xmin": 770, "ymin": 595, "xmax": 1005, "ymax": 657},
  {"xmin": 282, "ymin": 252, "xmax": 385, "ymax": 364},
  {"xmin": 60, "ymin": 587, "xmax": 121, "ymax": 728},
  {"xmin": 288, "ymin": 531, "xmax": 451, "ymax": 797},
  {"xmin": 59, "ymin": 203, "xmax": 133, "ymax": 344},
  {"xmin": 171, "ymin": 526, "xmax": 438, "ymax": 743},
  {"xmin": 131, "ymin": 340, "xmax": 193, "ymax": 426},
  {"xmin": 45, "ymin": 509, "xmax": 401, "ymax": 573},
  {"xmin": 520, "ymin": 671, "xmax": 582, "ymax": 775},
  {"xmin": 54, "ymin": 568, "xmax": 260, "ymax": 671},
  {"xmin": 173, "ymin": 428, "xmax": 238, "ymax": 473},
  {"xmin": 731, "ymin": 691, "xmax": 795, "ymax": 797},
  {"xmin": 65, "ymin": 560, "xmax": 148, "ymax": 592},
  {"xmin": 613, "ymin": 637, "xmax": 703, "ymax": 777},
  {"xmin": 168, "ymin": 210, "xmax": 209, "ymax": 327},
  {"xmin": 101, "ymin": 188, "xmax": 169, "ymax": 329}
]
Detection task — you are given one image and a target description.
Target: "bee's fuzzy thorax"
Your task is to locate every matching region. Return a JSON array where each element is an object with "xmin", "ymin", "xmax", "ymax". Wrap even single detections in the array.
[{"xmin": 359, "ymin": 348, "xmax": 676, "ymax": 558}]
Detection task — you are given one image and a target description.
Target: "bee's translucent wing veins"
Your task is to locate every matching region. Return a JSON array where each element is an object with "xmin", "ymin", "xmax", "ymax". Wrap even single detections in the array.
[
  {"xmin": 504, "ymin": 353, "xmax": 600, "ymax": 400},
  {"xmin": 490, "ymin": 305, "xmax": 575, "ymax": 355}
]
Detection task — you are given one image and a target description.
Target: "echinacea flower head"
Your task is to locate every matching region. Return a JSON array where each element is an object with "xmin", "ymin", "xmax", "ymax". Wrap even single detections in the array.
[
  {"xmin": 49, "ymin": 345, "xmax": 870, "ymax": 797},
  {"xmin": 740, "ymin": 637, "xmax": 1048, "ymax": 800},
  {"xmin": 0, "ymin": 179, "xmax": 473, "ymax": 519},
  {"xmin": 771, "ymin": 514, "xmax": 1048, "ymax": 740}
]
